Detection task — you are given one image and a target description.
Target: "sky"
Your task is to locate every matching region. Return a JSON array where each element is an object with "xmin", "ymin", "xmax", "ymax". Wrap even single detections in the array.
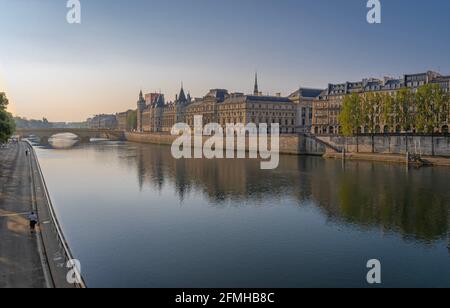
[{"xmin": 1, "ymin": 0, "xmax": 450, "ymax": 122}]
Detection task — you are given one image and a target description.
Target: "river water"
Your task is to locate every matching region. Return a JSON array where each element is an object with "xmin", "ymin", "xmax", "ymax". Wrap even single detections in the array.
[{"xmin": 33, "ymin": 138, "xmax": 450, "ymax": 288}]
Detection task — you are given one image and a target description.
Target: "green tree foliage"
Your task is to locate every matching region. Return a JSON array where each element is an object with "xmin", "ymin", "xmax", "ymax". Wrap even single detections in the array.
[
  {"xmin": 381, "ymin": 92, "xmax": 395, "ymax": 131},
  {"xmin": 0, "ymin": 92, "xmax": 16, "ymax": 143},
  {"xmin": 339, "ymin": 93, "xmax": 362, "ymax": 136},
  {"xmin": 340, "ymin": 84, "xmax": 450, "ymax": 136},
  {"xmin": 395, "ymin": 88, "xmax": 415, "ymax": 132},
  {"xmin": 415, "ymin": 84, "xmax": 448, "ymax": 133},
  {"xmin": 415, "ymin": 84, "xmax": 435, "ymax": 133},
  {"xmin": 361, "ymin": 92, "xmax": 382, "ymax": 133},
  {"xmin": 127, "ymin": 110, "xmax": 137, "ymax": 131},
  {"xmin": 0, "ymin": 92, "xmax": 9, "ymax": 109}
]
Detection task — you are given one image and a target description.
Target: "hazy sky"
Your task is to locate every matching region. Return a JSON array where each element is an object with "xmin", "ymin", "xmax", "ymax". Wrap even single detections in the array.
[{"xmin": 2, "ymin": 0, "xmax": 450, "ymax": 122}]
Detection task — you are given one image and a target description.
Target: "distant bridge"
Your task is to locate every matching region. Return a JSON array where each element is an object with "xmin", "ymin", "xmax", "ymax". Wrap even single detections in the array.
[{"xmin": 15, "ymin": 128, "xmax": 125, "ymax": 144}]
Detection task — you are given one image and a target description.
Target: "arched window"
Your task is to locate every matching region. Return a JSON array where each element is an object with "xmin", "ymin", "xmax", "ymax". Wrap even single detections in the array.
[
  {"xmin": 384, "ymin": 126, "xmax": 390, "ymax": 134},
  {"xmin": 442, "ymin": 125, "xmax": 449, "ymax": 134},
  {"xmin": 395, "ymin": 125, "xmax": 401, "ymax": 133}
]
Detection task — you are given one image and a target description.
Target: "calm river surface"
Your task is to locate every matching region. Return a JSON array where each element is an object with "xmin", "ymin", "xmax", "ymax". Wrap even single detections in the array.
[{"xmin": 33, "ymin": 138, "xmax": 450, "ymax": 288}]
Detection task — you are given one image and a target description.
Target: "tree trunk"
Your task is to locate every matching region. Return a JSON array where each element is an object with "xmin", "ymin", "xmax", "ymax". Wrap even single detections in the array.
[
  {"xmin": 432, "ymin": 132, "xmax": 435, "ymax": 156},
  {"xmin": 356, "ymin": 134, "xmax": 359, "ymax": 153},
  {"xmin": 388, "ymin": 135, "xmax": 391, "ymax": 153},
  {"xmin": 371, "ymin": 134, "xmax": 375, "ymax": 153},
  {"xmin": 405, "ymin": 132, "xmax": 408, "ymax": 155}
]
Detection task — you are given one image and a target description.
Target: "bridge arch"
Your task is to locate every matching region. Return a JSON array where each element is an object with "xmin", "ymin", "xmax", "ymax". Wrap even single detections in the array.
[{"xmin": 15, "ymin": 128, "xmax": 125, "ymax": 144}]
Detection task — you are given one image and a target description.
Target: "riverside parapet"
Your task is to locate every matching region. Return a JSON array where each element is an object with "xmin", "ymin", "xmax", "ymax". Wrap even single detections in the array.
[
  {"xmin": 125, "ymin": 132, "xmax": 327, "ymax": 156},
  {"xmin": 125, "ymin": 132, "xmax": 450, "ymax": 166},
  {"xmin": 0, "ymin": 141, "xmax": 85, "ymax": 288}
]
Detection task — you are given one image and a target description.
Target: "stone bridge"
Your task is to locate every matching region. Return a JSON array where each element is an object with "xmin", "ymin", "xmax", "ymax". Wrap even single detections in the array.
[{"xmin": 15, "ymin": 128, "xmax": 125, "ymax": 144}]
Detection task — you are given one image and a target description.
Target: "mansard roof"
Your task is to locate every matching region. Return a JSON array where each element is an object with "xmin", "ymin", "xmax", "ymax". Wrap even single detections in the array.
[
  {"xmin": 155, "ymin": 94, "xmax": 165, "ymax": 108},
  {"xmin": 224, "ymin": 94, "xmax": 292, "ymax": 104},
  {"xmin": 288, "ymin": 88, "xmax": 324, "ymax": 99}
]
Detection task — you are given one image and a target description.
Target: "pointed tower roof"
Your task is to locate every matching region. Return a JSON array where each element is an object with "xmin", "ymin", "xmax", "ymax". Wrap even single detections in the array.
[
  {"xmin": 254, "ymin": 72, "xmax": 259, "ymax": 96},
  {"xmin": 137, "ymin": 90, "xmax": 146, "ymax": 110},
  {"xmin": 187, "ymin": 92, "xmax": 191, "ymax": 103},
  {"xmin": 177, "ymin": 83, "xmax": 187, "ymax": 104},
  {"xmin": 156, "ymin": 93, "xmax": 165, "ymax": 107}
]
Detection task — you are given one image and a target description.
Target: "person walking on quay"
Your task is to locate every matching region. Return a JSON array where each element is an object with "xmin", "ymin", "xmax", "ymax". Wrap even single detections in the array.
[
  {"xmin": 25, "ymin": 149, "xmax": 29, "ymax": 157},
  {"xmin": 28, "ymin": 212, "xmax": 38, "ymax": 234}
]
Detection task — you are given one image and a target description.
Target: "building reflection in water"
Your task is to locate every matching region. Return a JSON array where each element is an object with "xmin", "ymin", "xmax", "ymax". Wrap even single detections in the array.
[{"xmin": 87, "ymin": 141, "xmax": 450, "ymax": 245}]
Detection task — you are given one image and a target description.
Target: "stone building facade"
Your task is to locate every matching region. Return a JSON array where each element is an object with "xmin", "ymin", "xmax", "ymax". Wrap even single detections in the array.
[
  {"xmin": 288, "ymin": 88, "xmax": 324, "ymax": 133},
  {"xmin": 136, "ymin": 77, "xmax": 297, "ymax": 134},
  {"xmin": 87, "ymin": 114, "xmax": 118, "ymax": 129},
  {"xmin": 311, "ymin": 71, "xmax": 450, "ymax": 135},
  {"xmin": 116, "ymin": 110, "xmax": 134, "ymax": 131},
  {"xmin": 132, "ymin": 70, "xmax": 449, "ymax": 137}
]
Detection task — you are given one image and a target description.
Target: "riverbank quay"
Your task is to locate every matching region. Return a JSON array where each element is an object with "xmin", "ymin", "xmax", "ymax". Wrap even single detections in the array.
[
  {"xmin": 0, "ymin": 141, "xmax": 85, "ymax": 288},
  {"xmin": 124, "ymin": 132, "xmax": 450, "ymax": 167},
  {"xmin": 124, "ymin": 132, "xmax": 326, "ymax": 155},
  {"xmin": 324, "ymin": 152, "xmax": 450, "ymax": 167},
  {"xmin": 0, "ymin": 142, "xmax": 48, "ymax": 287}
]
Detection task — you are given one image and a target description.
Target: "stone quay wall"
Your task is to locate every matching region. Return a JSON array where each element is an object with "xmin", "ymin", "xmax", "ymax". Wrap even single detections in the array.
[
  {"xmin": 124, "ymin": 132, "xmax": 326, "ymax": 156},
  {"xmin": 317, "ymin": 134, "xmax": 450, "ymax": 157}
]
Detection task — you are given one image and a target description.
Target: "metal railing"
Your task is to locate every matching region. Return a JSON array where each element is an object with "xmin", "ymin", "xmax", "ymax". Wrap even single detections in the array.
[{"xmin": 25, "ymin": 140, "xmax": 86, "ymax": 288}]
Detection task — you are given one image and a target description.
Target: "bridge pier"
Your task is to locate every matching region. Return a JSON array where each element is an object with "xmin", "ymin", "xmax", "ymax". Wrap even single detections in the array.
[
  {"xmin": 79, "ymin": 136, "xmax": 91, "ymax": 143},
  {"xmin": 39, "ymin": 136, "xmax": 50, "ymax": 145}
]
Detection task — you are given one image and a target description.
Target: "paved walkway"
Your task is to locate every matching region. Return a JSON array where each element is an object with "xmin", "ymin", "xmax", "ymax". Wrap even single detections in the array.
[
  {"xmin": 324, "ymin": 152, "xmax": 450, "ymax": 167},
  {"xmin": 0, "ymin": 142, "xmax": 47, "ymax": 288}
]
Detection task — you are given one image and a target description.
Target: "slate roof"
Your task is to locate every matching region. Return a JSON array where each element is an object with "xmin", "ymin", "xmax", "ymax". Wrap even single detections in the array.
[
  {"xmin": 224, "ymin": 95, "xmax": 292, "ymax": 104},
  {"xmin": 289, "ymin": 88, "xmax": 324, "ymax": 99}
]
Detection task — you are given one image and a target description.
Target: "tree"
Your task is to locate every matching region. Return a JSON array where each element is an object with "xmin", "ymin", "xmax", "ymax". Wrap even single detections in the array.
[
  {"xmin": 395, "ymin": 88, "xmax": 414, "ymax": 132},
  {"xmin": 443, "ymin": 93, "xmax": 450, "ymax": 129},
  {"xmin": 361, "ymin": 92, "xmax": 376, "ymax": 133},
  {"xmin": 0, "ymin": 92, "xmax": 15, "ymax": 143},
  {"xmin": 415, "ymin": 84, "xmax": 447, "ymax": 155},
  {"xmin": 339, "ymin": 93, "xmax": 362, "ymax": 137},
  {"xmin": 127, "ymin": 110, "xmax": 137, "ymax": 131},
  {"xmin": 0, "ymin": 92, "xmax": 9, "ymax": 109},
  {"xmin": 361, "ymin": 92, "xmax": 383, "ymax": 152},
  {"xmin": 382, "ymin": 92, "xmax": 395, "ymax": 132},
  {"xmin": 430, "ymin": 84, "xmax": 448, "ymax": 134},
  {"xmin": 339, "ymin": 93, "xmax": 363, "ymax": 152}
]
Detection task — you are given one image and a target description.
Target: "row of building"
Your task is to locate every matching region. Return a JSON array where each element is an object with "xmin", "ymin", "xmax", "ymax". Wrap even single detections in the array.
[
  {"xmin": 135, "ymin": 76, "xmax": 298, "ymax": 134},
  {"xmin": 314, "ymin": 71, "xmax": 450, "ymax": 135},
  {"xmin": 96, "ymin": 71, "xmax": 450, "ymax": 135}
]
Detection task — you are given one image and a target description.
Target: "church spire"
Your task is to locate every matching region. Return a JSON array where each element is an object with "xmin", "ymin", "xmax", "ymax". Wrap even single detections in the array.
[
  {"xmin": 254, "ymin": 72, "xmax": 259, "ymax": 96},
  {"xmin": 137, "ymin": 89, "xmax": 146, "ymax": 112},
  {"xmin": 177, "ymin": 82, "xmax": 187, "ymax": 104}
]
